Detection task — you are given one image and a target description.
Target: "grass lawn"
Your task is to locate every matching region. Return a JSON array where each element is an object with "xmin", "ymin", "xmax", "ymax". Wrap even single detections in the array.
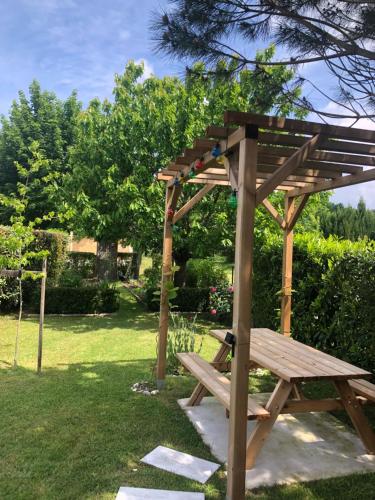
[{"xmin": 0, "ymin": 289, "xmax": 374, "ymax": 499}]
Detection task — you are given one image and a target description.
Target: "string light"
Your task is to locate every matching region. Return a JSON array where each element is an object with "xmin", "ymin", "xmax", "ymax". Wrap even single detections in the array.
[{"xmin": 228, "ymin": 190, "xmax": 238, "ymax": 209}]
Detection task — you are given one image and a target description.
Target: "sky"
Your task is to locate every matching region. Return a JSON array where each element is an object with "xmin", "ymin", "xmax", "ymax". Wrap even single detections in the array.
[{"xmin": 1, "ymin": 0, "xmax": 374, "ymax": 208}]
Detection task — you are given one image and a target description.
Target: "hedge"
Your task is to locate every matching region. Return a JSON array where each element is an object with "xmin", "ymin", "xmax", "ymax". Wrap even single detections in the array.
[
  {"xmin": 145, "ymin": 287, "xmax": 209, "ymax": 313},
  {"xmin": 30, "ymin": 284, "xmax": 120, "ymax": 314},
  {"xmin": 252, "ymin": 233, "xmax": 375, "ymax": 372},
  {"xmin": 0, "ymin": 229, "xmax": 69, "ymax": 311}
]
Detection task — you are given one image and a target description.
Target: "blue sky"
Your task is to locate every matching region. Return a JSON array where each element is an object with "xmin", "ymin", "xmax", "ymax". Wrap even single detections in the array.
[{"xmin": 1, "ymin": 0, "xmax": 374, "ymax": 207}]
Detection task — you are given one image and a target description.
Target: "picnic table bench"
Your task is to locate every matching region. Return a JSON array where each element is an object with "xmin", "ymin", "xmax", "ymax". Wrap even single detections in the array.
[{"xmin": 177, "ymin": 328, "xmax": 375, "ymax": 469}]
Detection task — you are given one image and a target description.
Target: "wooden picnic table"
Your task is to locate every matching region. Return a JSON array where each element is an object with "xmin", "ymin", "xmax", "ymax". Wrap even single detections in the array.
[{"xmin": 178, "ymin": 328, "xmax": 375, "ymax": 469}]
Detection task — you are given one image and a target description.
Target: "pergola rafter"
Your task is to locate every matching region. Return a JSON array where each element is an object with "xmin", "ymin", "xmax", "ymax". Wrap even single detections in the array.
[{"xmin": 156, "ymin": 111, "xmax": 375, "ymax": 500}]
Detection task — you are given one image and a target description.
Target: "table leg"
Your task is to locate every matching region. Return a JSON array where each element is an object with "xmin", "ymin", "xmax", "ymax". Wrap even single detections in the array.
[
  {"xmin": 187, "ymin": 343, "xmax": 231, "ymax": 406},
  {"xmin": 246, "ymin": 379, "xmax": 293, "ymax": 469},
  {"xmin": 334, "ymin": 380, "xmax": 375, "ymax": 454}
]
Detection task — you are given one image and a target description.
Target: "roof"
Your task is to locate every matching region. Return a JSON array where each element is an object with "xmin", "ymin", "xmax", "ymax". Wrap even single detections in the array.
[{"xmin": 157, "ymin": 111, "xmax": 375, "ymax": 198}]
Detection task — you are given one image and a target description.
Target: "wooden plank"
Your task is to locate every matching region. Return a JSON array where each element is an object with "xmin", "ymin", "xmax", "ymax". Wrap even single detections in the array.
[
  {"xmin": 37, "ymin": 258, "xmax": 47, "ymax": 374},
  {"xmin": 349, "ymin": 379, "xmax": 375, "ymax": 402},
  {"xmin": 246, "ymin": 379, "xmax": 293, "ymax": 469},
  {"xmin": 173, "ymin": 184, "xmax": 215, "ymax": 223},
  {"xmin": 288, "ymin": 194, "xmax": 310, "ymax": 231},
  {"xmin": 0, "ymin": 269, "xmax": 22, "ymax": 278},
  {"xmin": 281, "ymin": 397, "xmax": 367, "ymax": 413},
  {"xmin": 179, "ymin": 353, "xmax": 269, "ymax": 420},
  {"xmin": 257, "ymin": 328, "xmax": 371, "ymax": 379},
  {"xmin": 280, "ymin": 196, "xmax": 294, "ymax": 336},
  {"xmin": 256, "ymin": 134, "xmax": 321, "ymax": 204},
  {"xmin": 224, "ymin": 111, "xmax": 375, "ymax": 143},
  {"xmin": 287, "ymin": 167, "xmax": 375, "ymax": 197},
  {"xmin": 258, "ymin": 131, "xmax": 375, "ymax": 156},
  {"xmin": 258, "ymin": 145, "xmax": 375, "ymax": 168},
  {"xmin": 188, "ymin": 343, "xmax": 230, "ymax": 406},
  {"xmin": 258, "ymin": 163, "xmax": 342, "ymax": 180},
  {"xmin": 258, "ymin": 155, "xmax": 363, "ymax": 175},
  {"xmin": 334, "ymin": 380, "xmax": 375, "ymax": 454},
  {"xmin": 227, "ymin": 136, "xmax": 258, "ymax": 500},
  {"xmin": 262, "ymin": 199, "xmax": 286, "ymax": 229}
]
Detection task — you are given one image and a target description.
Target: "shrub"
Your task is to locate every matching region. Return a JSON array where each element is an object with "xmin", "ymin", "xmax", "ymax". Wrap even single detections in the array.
[
  {"xmin": 167, "ymin": 313, "xmax": 203, "ymax": 374},
  {"xmin": 66, "ymin": 252, "xmax": 96, "ymax": 279},
  {"xmin": 208, "ymin": 285, "xmax": 234, "ymax": 323},
  {"xmin": 186, "ymin": 258, "xmax": 229, "ymax": 288},
  {"xmin": 146, "ymin": 287, "xmax": 209, "ymax": 312},
  {"xmin": 30, "ymin": 283, "xmax": 119, "ymax": 314},
  {"xmin": 58, "ymin": 268, "xmax": 84, "ymax": 287}
]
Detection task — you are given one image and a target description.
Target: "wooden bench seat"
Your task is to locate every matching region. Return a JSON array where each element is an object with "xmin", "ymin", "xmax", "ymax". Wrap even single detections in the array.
[
  {"xmin": 349, "ymin": 379, "xmax": 375, "ymax": 402},
  {"xmin": 177, "ymin": 352, "xmax": 270, "ymax": 421}
]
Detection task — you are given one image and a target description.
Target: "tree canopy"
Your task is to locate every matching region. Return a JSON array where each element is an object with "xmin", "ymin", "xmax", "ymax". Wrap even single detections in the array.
[
  {"xmin": 152, "ymin": 0, "xmax": 375, "ymax": 123},
  {"xmin": 0, "ymin": 80, "xmax": 81, "ymax": 225}
]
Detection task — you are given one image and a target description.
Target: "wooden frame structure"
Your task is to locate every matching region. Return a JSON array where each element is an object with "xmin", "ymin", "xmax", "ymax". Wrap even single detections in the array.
[{"xmin": 156, "ymin": 111, "xmax": 375, "ymax": 499}]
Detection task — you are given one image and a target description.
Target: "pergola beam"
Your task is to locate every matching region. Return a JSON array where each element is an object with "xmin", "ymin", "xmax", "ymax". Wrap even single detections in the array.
[
  {"xmin": 289, "ymin": 194, "xmax": 311, "ymax": 231},
  {"xmin": 287, "ymin": 167, "xmax": 375, "ymax": 197},
  {"xmin": 262, "ymin": 199, "xmax": 286, "ymax": 229},
  {"xmin": 224, "ymin": 110, "xmax": 375, "ymax": 143},
  {"xmin": 256, "ymin": 134, "xmax": 322, "ymax": 204},
  {"xmin": 173, "ymin": 184, "xmax": 215, "ymax": 223}
]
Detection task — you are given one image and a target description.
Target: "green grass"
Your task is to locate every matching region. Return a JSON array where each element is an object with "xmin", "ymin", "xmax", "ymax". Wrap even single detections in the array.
[{"xmin": 0, "ymin": 289, "xmax": 374, "ymax": 499}]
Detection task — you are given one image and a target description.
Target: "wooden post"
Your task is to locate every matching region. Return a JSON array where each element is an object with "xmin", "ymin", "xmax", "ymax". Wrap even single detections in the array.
[
  {"xmin": 37, "ymin": 258, "xmax": 47, "ymax": 374},
  {"xmin": 227, "ymin": 134, "xmax": 258, "ymax": 500},
  {"xmin": 156, "ymin": 187, "xmax": 174, "ymax": 389},
  {"xmin": 280, "ymin": 196, "xmax": 295, "ymax": 336}
]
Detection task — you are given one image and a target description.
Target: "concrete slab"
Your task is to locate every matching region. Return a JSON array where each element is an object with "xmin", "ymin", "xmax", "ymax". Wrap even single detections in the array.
[
  {"xmin": 116, "ymin": 487, "xmax": 204, "ymax": 499},
  {"xmin": 141, "ymin": 445, "xmax": 220, "ymax": 484},
  {"xmin": 178, "ymin": 395, "xmax": 375, "ymax": 489}
]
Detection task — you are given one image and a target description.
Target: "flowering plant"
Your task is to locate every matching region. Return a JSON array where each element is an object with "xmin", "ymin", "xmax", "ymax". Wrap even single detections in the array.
[{"xmin": 208, "ymin": 285, "xmax": 234, "ymax": 319}]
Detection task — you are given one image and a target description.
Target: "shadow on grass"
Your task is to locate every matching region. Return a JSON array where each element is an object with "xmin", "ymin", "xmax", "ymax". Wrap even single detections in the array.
[
  {"xmin": 0, "ymin": 360, "xmax": 226, "ymax": 500},
  {"xmin": 19, "ymin": 291, "xmax": 159, "ymax": 335}
]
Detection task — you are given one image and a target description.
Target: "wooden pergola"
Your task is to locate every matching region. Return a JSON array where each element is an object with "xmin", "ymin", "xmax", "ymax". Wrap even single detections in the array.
[{"xmin": 156, "ymin": 111, "xmax": 375, "ymax": 499}]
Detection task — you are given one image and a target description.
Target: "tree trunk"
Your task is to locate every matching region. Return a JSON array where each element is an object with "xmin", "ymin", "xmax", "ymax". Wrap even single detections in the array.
[
  {"xmin": 96, "ymin": 240, "xmax": 118, "ymax": 282},
  {"xmin": 132, "ymin": 251, "xmax": 143, "ymax": 280},
  {"xmin": 173, "ymin": 248, "xmax": 191, "ymax": 287}
]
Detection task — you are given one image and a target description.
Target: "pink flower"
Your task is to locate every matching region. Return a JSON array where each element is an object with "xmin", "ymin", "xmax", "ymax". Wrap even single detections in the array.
[
  {"xmin": 210, "ymin": 287, "xmax": 217, "ymax": 293},
  {"xmin": 210, "ymin": 309, "xmax": 217, "ymax": 315},
  {"xmin": 227, "ymin": 286, "xmax": 234, "ymax": 293}
]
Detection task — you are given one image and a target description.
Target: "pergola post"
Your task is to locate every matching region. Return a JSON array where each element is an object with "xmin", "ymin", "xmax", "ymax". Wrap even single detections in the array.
[
  {"xmin": 280, "ymin": 195, "xmax": 295, "ymax": 336},
  {"xmin": 227, "ymin": 134, "xmax": 258, "ymax": 500},
  {"xmin": 156, "ymin": 186, "xmax": 174, "ymax": 389}
]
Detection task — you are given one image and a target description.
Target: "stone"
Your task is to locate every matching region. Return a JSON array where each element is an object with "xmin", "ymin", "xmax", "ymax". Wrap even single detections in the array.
[{"xmin": 141, "ymin": 445, "xmax": 220, "ymax": 484}]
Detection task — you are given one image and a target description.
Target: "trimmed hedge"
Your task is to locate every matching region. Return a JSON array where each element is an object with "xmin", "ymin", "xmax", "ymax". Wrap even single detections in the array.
[
  {"xmin": 30, "ymin": 284, "xmax": 120, "ymax": 314},
  {"xmin": 145, "ymin": 287, "xmax": 209, "ymax": 313}
]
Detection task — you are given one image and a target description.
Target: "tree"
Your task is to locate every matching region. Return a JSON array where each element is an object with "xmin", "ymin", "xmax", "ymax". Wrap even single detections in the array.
[
  {"xmin": 152, "ymin": 0, "xmax": 375, "ymax": 123},
  {"xmin": 0, "ymin": 80, "xmax": 81, "ymax": 225},
  {"xmin": 0, "ymin": 143, "xmax": 51, "ymax": 366},
  {"xmin": 320, "ymin": 198, "xmax": 375, "ymax": 241},
  {"xmin": 61, "ymin": 53, "xmax": 319, "ymax": 283}
]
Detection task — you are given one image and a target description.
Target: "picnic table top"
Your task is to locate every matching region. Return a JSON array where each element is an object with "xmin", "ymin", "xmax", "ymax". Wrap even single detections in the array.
[{"xmin": 210, "ymin": 328, "xmax": 372, "ymax": 383}]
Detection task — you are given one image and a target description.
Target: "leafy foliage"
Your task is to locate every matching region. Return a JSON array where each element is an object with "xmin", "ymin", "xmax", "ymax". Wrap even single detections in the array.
[
  {"xmin": 185, "ymin": 258, "xmax": 229, "ymax": 288},
  {"xmin": 0, "ymin": 81, "xmax": 81, "ymax": 225},
  {"xmin": 152, "ymin": 0, "xmax": 375, "ymax": 120},
  {"xmin": 167, "ymin": 313, "xmax": 203, "ymax": 374},
  {"xmin": 320, "ymin": 198, "xmax": 375, "ymax": 241}
]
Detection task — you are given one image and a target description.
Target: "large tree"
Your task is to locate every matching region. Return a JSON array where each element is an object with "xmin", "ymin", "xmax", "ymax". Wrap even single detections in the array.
[
  {"xmin": 61, "ymin": 52, "xmax": 318, "ymax": 282},
  {"xmin": 0, "ymin": 80, "xmax": 81, "ymax": 225},
  {"xmin": 152, "ymin": 0, "xmax": 375, "ymax": 123}
]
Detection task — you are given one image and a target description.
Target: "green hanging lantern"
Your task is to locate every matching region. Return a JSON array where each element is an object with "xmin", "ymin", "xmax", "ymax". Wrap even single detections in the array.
[
  {"xmin": 188, "ymin": 168, "xmax": 196, "ymax": 179},
  {"xmin": 228, "ymin": 190, "xmax": 238, "ymax": 209}
]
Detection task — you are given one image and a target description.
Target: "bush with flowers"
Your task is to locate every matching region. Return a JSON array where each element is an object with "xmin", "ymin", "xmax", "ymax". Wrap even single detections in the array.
[{"xmin": 208, "ymin": 284, "xmax": 234, "ymax": 322}]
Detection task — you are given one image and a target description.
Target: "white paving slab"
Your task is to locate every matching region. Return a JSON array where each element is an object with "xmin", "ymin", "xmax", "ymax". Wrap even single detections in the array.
[
  {"xmin": 116, "ymin": 487, "xmax": 204, "ymax": 499},
  {"xmin": 141, "ymin": 445, "xmax": 220, "ymax": 484},
  {"xmin": 178, "ymin": 395, "xmax": 375, "ymax": 489}
]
